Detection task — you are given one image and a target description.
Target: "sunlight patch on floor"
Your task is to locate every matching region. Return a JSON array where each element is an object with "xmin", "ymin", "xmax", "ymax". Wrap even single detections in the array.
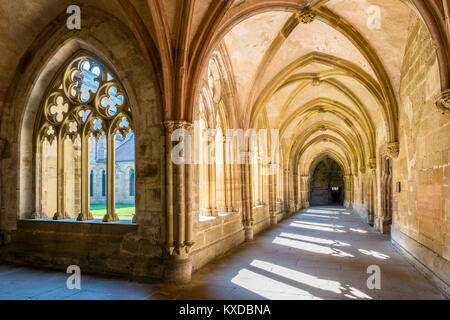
[
  {"xmin": 279, "ymin": 232, "xmax": 351, "ymax": 247},
  {"xmin": 293, "ymin": 220, "xmax": 345, "ymax": 228},
  {"xmin": 231, "ymin": 268, "xmax": 321, "ymax": 300},
  {"xmin": 250, "ymin": 260, "xmax": 343, "ymax": 294},
  {"xmin": 290, "ymin": 222, "xmax": 347, "ymax": 233},
  {"xmin": 350, "ymin": 228, "xmax": 368, "ymax": 233},
  {"xmin": 300, "ymin": 213, "xmax": 340, "ymax": 219},
  {"xmin": 273, "ymin": 236, "xmax": 354, "ymax": 257},
  {"xmin": 358, "ymin": 249, "xmax": 390, "ymax": 259},
  {"xmin": 303, "ymin": 209, "xmax": 340, "ymax": 214}
]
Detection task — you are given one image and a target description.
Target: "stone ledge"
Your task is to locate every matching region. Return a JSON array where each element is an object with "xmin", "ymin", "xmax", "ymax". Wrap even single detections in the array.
[
  {"xmin": 391, "ymin": 227, "xmax": 450, "ymax": 299},
  {"xmin": 17, "ymin": 219, "xmax": 136, "ymax": 235}
]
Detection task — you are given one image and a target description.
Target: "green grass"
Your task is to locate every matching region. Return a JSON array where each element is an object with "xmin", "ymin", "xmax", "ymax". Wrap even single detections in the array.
[{"xmin": 90, "ymin": 204, "xmax": 135, "ymax": 217}]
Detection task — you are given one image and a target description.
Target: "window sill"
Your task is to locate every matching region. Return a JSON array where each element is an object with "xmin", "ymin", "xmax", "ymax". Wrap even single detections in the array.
[
  {"xmin": 218, "ymin": 211, "xmax": 234, "ymax": 217},
  {"xmin": 23, "ymin": 218, "xmax": 135, "ymax": 225},
  {"xmin": 199, "ymin": 215, "xmax": 217, "ymax": 222},
  {"xmin": 199, "ymin": 211, "xmax": 238, "ymax": 223}
]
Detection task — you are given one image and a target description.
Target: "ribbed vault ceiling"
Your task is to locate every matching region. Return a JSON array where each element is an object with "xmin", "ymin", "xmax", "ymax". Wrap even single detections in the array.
[{"xmin": 201, "ymin": 0, "xmax": 419, "ymax": 176}]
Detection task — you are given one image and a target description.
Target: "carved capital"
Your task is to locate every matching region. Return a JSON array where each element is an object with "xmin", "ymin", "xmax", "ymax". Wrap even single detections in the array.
[
  {"xmin": 386, "ymin": 142, "xmax": 400, "ymax": 158},
  {"xmin": 163, "ymin": 120, "xmax": 193, "ymax": 133},
  {"xmin": 170, "ymin": 241, "xmax": 195, "ymax": 256},
  {"xmin": 296, "ymin": 8, "xmax": 317, "ymax": 24},
  {"xmin": 434, "ymin": 89, "xmax": 450, "ymax": 114},
  {"xmin": 368, "ymin": 158, "xmax": 377, "ymax": 170}
]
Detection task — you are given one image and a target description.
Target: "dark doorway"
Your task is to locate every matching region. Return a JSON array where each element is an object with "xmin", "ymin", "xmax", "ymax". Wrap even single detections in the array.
[{"xmin": 309, "ymin": 157, "xmax": 344, "ymax": 206}]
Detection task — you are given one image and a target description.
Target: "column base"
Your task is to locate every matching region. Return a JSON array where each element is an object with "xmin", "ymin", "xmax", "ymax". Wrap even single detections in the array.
[
  {"xmin": 205, "ymin": 208, "xmax": 219, "ymax": 216},
  {"xmin": 270, "ymin": 214, "xmax": 278, "ymax": 226},
  {"xmin": 31, "ymin": 212, "xmax": 40, "ymax": 219},
  {"xmin": 163, "ymin": 256, "xmax": 192, "ymax": 285},
  {"xmin": 77, "ymin": 212, "xmax": 94, "ymax": 221},
  {"xmin": 53, "ymin": 212, "xmax": 67, "ymax": 220},
  {"xmin": 103, "ymin": 214, "xmax": 119, "ymax": 222},
  {"xmin": 380, "ymin": 222, "xmax": 391, "ymax": 235},
  {"xmin": 244, "ymin": 226, "xmax": 254, "ymax": 241}
]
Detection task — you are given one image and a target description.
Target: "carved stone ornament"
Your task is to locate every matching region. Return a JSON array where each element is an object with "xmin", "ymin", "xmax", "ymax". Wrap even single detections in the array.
[
  {"xmin": 435, "ymin": 89, "xmax": 450, "ymax": 114},
  {"xmin": 368, "ymin": 158, "xmax": 377, "ymax": 170},
  {"xmin": 297, "ymin": 9, "xmax": 317, "ymax": 24},
  {"xmin": 386, "ymin": 142, "xmax": 400, "ymax": 158}
]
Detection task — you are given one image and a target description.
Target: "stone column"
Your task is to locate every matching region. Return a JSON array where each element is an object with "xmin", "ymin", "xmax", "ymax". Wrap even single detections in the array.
[
  {"xmin": 283, "ymin": 169, "xmax": 290, "ymax": 214},
  {"xmin": 268, "ymin": 162, "xmax": 277, "ymax": 225},
  {"xmin": 293, "ymin": 173, "xmax": 299, "ymax": 211},
  {"xmin": 77, "ymin": 132, "xmax": 93, "ymax": 221},
  {"xmin": 300, "ymin": 175, "xmax": 310, "ymax": 209},
  {"xmin": 103, "ymin": 130, "xmax": 119, "ymax": 222},
  {"xmin": 343, "ymin": 174, "xmax": 352, "ymax": 208},
  {"xmin": 263, "ymin": 161, "xmax": 269, "ymax": 206},
  {"xmin": 223, "ymin": 136, "xmax": 233, "ymax": 212},
  {"xmin": 53, "ymin": 133, "xmax": 67, "ymax": 220},
  {"xmin": 240, "ymin": 151, "xmax": 254, "ymax": 241},
  {"xmin": 33, "ymin": 142, "xmax": 43, "ymax": 219},
  {"xmin": 259, "ymin": 161, "xmax": 264, "ymax": 205},
  {"xmin": 162, "ymin": 121, "xmax": 195, "ymax": 284},
  {"xmin": 207, "ymin": 131, "xmax": 218, "ymax": 216}
]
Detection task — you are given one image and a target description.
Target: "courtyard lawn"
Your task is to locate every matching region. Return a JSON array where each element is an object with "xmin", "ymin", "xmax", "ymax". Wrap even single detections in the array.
[{"xmin": 90, "ymin": 204, "xmax": 135, "ymax": 218}]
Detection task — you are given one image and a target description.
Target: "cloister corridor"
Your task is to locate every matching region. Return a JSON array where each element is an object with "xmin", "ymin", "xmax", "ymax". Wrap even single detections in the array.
[{"xmin": 0, "ymin": 206, "xmax": 445, "ymax": 300}]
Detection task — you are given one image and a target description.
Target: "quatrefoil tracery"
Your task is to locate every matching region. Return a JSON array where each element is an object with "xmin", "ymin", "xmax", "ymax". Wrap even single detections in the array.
[
  {"xmin": 40, "ymin": 55, "xmax": 132, "ymax": 143},
  {"xmin": 96, "ymin": 82, "xmax": 127, "ymax": 118}
]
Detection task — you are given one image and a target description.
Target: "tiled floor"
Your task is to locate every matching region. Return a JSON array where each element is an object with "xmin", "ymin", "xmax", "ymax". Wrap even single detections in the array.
[{"xmin": 0, "ymin": 206, "xmax": 447, "ymax": 300}]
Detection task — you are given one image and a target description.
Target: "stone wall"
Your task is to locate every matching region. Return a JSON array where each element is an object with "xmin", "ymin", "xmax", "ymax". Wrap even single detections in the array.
[
  {"xmin": 393, "ymin": 15, "xmax": 450, "ymax": 292},
  {"xmin": 0, "ymin": 7, "xmax": 163, "ymax": 279},
  {"xmin": 1, "ymin": 220, "xmax": 162, "ymax": 279}
]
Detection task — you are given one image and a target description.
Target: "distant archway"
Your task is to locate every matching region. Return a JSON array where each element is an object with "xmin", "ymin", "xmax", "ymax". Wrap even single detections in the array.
[{"xmin": 309, "ymin": 157, "xmax": 344, "ymax": 206}]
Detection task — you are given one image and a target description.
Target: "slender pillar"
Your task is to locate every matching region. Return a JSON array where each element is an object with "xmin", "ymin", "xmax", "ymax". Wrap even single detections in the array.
[
  {"xmin": 268, "ymin": 162, "xmax": 277, "ymax": 225},
  {"xmin": 207, "ymin": 132, "xmax": 218, "ymax": 216},
  {"xmin": 33, "ymin": 141, "xmax": 43, "ymax": 219},
  {"xmin": 223, "ymin": 137, "xmax": 232, "ymax": 212},
  {"xmin": 103, "ymin": 131, "xmax": 119, "ymax": 222},
  {"xmin": 240, "ymin": 151, "xmax": 254, "ymax": 241},
  {"xmin": 162, "ymin": 121, "xmax": 194, "ymax": 284},
  {"xmin": 344, "ymin": 174, "xmax": 353, "ymax": 208},
  {"xmin": 293, "ymin": 173, "xmax": 299, "ymax": 211},
  {"xmin": 283, "ymin": 169, "xmax": 290, "ymax": 214},
  {"xmin": 300, "ymin": 174, "xmax": 310, "ymax": 209},
  {"xmin": 53, "ymin": 134, "xmax": 66, "ymax": 220},
  {"xmin": 77, "ymin": 132, "xmax": 93, "ymax": 221}
]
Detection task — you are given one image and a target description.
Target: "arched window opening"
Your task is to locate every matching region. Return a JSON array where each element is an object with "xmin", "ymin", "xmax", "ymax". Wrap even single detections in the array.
[
  {"xmin": 102, "ymin": 170, "xmax": 106, "ymax": 197},
  {"xmin": 89, "ymin": 170, "xmax": 94, "ymax": 197},
  {"xmin": 129, "ymin": 169, "xmax": 135, "ymax": 196},
  {"xmin": 35, "ymin": 55, "xmax": 134, "ymax": 222}
]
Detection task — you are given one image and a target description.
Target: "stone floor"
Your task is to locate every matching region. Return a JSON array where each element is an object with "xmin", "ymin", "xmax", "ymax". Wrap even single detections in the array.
[{"xmin": 0, "ymin": 206, "xmax": 447, "ymax": 300}]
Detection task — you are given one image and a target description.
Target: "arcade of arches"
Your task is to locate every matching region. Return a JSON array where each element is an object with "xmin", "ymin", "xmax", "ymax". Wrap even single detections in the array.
[{"xmin": 0, "ymin": 0, "xmax": 449, "ymax": 298}]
